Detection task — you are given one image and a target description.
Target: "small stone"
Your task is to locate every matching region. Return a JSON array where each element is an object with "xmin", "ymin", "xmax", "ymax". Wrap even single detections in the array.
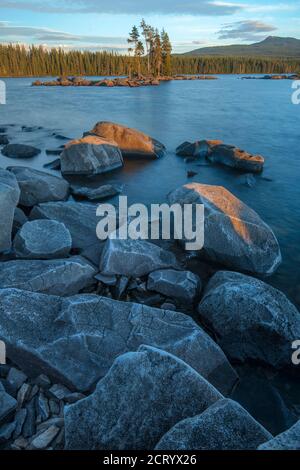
[
  {"xmin": 37, "ymin": 393, "xmax": 50, "ymax": 421},
  {"xmin": 70, "ymin": 184, "xmax": 121, "ymax": 201},
  {"xmin": 64, "ymin": 393, "xmax": 85, "ymax": 404},
  {"xmin": 161, "ymin": 302, "xmax": 177, "ymax": 311},
  {"xmin": 2, "ymin": 144, "xmax": 41, "ymax": 159},
  {"xmin": 0, "ymin": 422, "xmax": 16, "ymax": 442},
  {"xmin": 187, "ymin": 170, "xmax": 198, "ymax": 178},
  {"xmin": 17, "ymin": 383, "xmax": 31, "ymax": 407},
  {"xmin": 34, "ymin": 374, "xmax": 51, "ymax": 389},
  {"xmin": 23, "ymin": 398, "xmax": 36, "ymax": 438},
  {"xmin": 7, "ymin": 367, "xmax": 27, "ymax": 390},
  {"xmin": 49, "ymin": 400, "xmax": 60, "ymax": 415},
  {"xmin": 28, "ymin": 384, "xmax": 39, "ymax": 401},
  {"xmin": 113, "ymin": 276, "xmax": 129, "ymax": 300},
  {"xmin": 13, "ymin": 408, "xmax": 27, "ymax": 438},
  {"xmin": 94, "ymin": 273, "xmax": 118, "ymax": 286},
  {"xmin": 0, "ymin": 135, "xmax": 9, "ymax": 145},
  {"xmin": 13, "ymin": 436, "xmax": 28, "ymax": 449},
  {"xmin": 31, "ymin": 425, "xmax": 60, "ymax": 449},
  {"xmin": 49, "ymin": 384, "xmax": 71, "ymax": 401},
  {"xmin": 37, "ymin": 417, "xmax": 64, "ymax": 433}
]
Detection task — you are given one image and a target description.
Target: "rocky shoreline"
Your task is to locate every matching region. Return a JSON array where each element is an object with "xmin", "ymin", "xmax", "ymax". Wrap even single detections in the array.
[
  {"xmin": 0, "ymin": 121, "xmax": 299, "ymax": 450},
  {"xmin": 242, "ymin": 74, "xmax": 300, "ymax": 80}
]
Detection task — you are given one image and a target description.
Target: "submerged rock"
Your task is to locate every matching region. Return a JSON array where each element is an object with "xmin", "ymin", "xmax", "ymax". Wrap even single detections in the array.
[
  {"xmin": 2, "ymin": 144, "xmax": 41, "ymax": 159},
  {"xmin": 0, "ymin": 169, "xmax": 20, "ymax": 253},
  {"xmin": 155, "ymin": 399, "xmax": 272, "ymax": 450},
  {"xmin": 208, "ymin": 144, "xmax": 264, "ymax": 173},
  {"xmin": 168, "ymin": 183, "xmax": 281, "ymax": 275},
  {"xmin": 147, "ymin": 269, "xmax": 201, "ymax": 305},
  {"xmin": 258, "ymin": 420, "xmax": 300, "ymax": 450},
  {"xmin": 14, "ymin": 220, "xmax": 72, "ymax": 259},
  {"xmin": 60, "ymin": 135, "xmax": 123, "ymax": 176},
  {"xmin": 176, "ymin": 140, "xmax": 221, "ymax": 158},
  {"xmin": 0, "ymin": 291, "xmax": 237, "ymax": 393},
  {"xmin": 87, "ymin": 121, "xmax": 165, "ymax": 159},
  {"xmin": 0, "ymin": 135, "xmax": 9, "ymax": 146},
  {"xmin": 0, "ymin": 256, "xmax": 96, "ymax": 296},
  {"xmin": 100, "ymin": 239, "xmax": 178, "ymax": 277},
  {"xmin": 198, "ymin": 271, "xmax": 300, "ymax": 369},
  {"xmin": 64, "ymin": 346, "xmax": 222, "ymax": 450},
  {"xmin": 8, "ymin": 167, "xmax": 69, "ymax": 207},
  {"xmin": 70, "ymin": 184, "xmax": 121, "ymax": 201}
]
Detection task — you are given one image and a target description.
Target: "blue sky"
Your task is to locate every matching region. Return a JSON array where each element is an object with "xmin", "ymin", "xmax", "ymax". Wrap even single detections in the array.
[{"xmin": 0, "ymin": 0, "xmax": 299, "ymax": 53}]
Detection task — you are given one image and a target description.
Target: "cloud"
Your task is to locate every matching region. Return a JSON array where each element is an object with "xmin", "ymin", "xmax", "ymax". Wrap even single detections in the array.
[
  {"xmin": 0, "ymin": 0, "xmax": 243, "ymax": 15},
  {"xmin": 218, "ymin": 20, "xmax": 277, "ymax": 41}
]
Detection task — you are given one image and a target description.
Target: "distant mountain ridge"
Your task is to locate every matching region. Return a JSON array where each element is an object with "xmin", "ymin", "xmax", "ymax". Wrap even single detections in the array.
[{"xmin": 184, "ymin": 36, "xmax": 300, "ymax": 58}]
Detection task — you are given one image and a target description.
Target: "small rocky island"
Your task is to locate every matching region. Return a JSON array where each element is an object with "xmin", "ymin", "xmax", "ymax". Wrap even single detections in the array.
[
  {"xmin": 0, "ymin": 121, "xmax": 299, "ymax": 451},
  {"xmin": 242, "ymin": 74, "xmax": 300, "ymax": 80}
]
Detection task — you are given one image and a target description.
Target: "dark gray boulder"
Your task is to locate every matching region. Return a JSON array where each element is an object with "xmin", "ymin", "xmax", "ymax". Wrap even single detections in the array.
[
  {"xmin": 0, "ymin": 257, "xmax": 96, "ymax": 296},
  {"xmin": 208, "ymin": 144, "xmax": 264, "ymax": 173},
  {"xmin": 258, "ymin": 420, "xmax": 300, "ymax": 450},
  {"xmin": 155, "ymin": 399, "xmax": 272, "ymax": 450},
  {"xmin": 8, "ymin": 167, "xmax": 69, "ymax": 207},
  {"xmin": 0, "ymin": 381, "xmax": 17, "ymax": 424},
  {"xmin": 70, "ymin": 184, "xmax": 121, "ymax": 201},
  {"xmin": 64, "ymin": 346, "xmax": 222, "ymax": 450},
  {"xmin": 0, "ymin": 135, "xmax": 9, "ymax": 146},
  {"xmin": 0, "ymin": 169, "xmax": 20, "ymax": 253},
  {"xmin": 12, "ymin": 207, "xmax": 28, "ymax": 237},
  {"xmin": 14, "ymin": 220, "xmax": 72, "ymax": 259},
  {"xmin": 198, "ymin": 271, "xmax": 300, "ymax": 369},
  {"xmin": 60, "ymin": 135, "xmax": 123, "ymax": 175},
  {"xmin": 147, "ymin": 269, "xmax": 201, "ymax": 305},
  {"xmin": 176, "ymin": 140, "xmax": 221, "ymax": 158},
  {"xmin": 2, "ymin": 144, "xmax": 41, "ymax": 159},
  {"xmin": 0, "ymin": 290, "xmax": 237, "ymax": 393},
  {"xmin": 168, "ymin": 183, "xmax": 281, "ymax": 275},
  {"xmin": 100, "ymin": 239, "xmax": 178, "ymax": 277}
]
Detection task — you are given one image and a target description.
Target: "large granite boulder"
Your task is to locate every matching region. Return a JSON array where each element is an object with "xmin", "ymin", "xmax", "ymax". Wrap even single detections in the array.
[
  {"xmin": 259, "ymin": 420, "xmax": 300, "ymax": 450},
  {"xmin": 2, "ymin": 144, "xmax": 41, "ymax": 159},
  {"xmin": 176, "ymin": 140, "xmax": 222, "ymax": 158},
  {"xmin": 155, "ymin": 399, "xmax": 272, "ymax": 450},
  {"xmin": 0, "ymin": 257, "xmax": 96, "ymax": 296},
  {"xmin": 0, "ymin": 169, "xmax": 20, "ymax": 253},
  {"xmin": 100, "ymin": 239, "xmax": 178, "ymax": 277},
  {"xmin": 14, "ymin": 220, "xmax": 72, "ymax": 259},
  {"xmin": 208, "ymin": 144, "xmax": 264, "ymax": 173},
  {"xmin": 60, "ymin": 135, "xmax": 123, "ymax": 175},
  {"xmin": 30, "ymin": 201, "xmax": 102, "ymax": 264},
  {"xmin": 147, "ymin": 269, "xmax": 201, "ymax": 305},
  {"xmin": 87, "ymin": 122, "xmax": 165, "ymax": 159},
  {"xmin": 198, "ymin": 271, "xmax": 300, "ymax": 369},
  {"xmin": 168, "ymin": 183, "xmax": 281, "ymax": 275},
  {"xmin": 8, "ymin": 167, "xmax": 69, "ymax": 207},
  {"xmin": 0, "ymin": 291, "xmax": 237, "ymax": 394},
  {"xmin": 64, "ymin": 346, "xmax": 222, "ymax": 450}
]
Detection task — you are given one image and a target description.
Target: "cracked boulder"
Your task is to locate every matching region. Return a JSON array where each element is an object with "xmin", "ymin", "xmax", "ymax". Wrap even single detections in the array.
[{"xmin": 147, "ymin": 269, "xmax": 201, "ymax": 305}]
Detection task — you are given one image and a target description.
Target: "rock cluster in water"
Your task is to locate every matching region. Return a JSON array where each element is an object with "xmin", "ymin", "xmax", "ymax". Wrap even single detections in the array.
[{"xmin": 0, "ymin": 120, "xmax": 299, "ymax": 451}]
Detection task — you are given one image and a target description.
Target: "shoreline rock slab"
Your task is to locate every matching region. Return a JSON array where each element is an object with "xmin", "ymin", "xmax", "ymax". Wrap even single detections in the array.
[
  {"xmin": 0, "ymin": 169, "xmax": 20, "ymax": 253},
  {"xmin": 155, "ymin": 399, "xmax": 272, "ymax": 450},
  {"xmin": 0, "ymin": 256, "xmax": 96, "ymax": 296},
  {"xmin": 64, "ymin": 346, "xmax": 223, "ymax": 450},
  {"xmin": 168, "ymin": 183, "xmax": 281, "ymax": 275},
  {"xmin": 8, "ymin": 167, "xmax": 69, "ymax": 207},
  {"xmin": 70, "ymin": 184, "xmax": 121, "ymax": 201},
  {"xmin": 0, "ymin": 290, "xmax": 238, "ymax": 394},
  {"xmin": 87, "ymin": 122, "xmax": 165, "ymax": 159},
  {"xmin": 60, "ymin": 135, "xmax": 123, "ymax": 176},
  {"xmin": 2, "ymin": 144, "xmax": 41, "ymax": 159},
  {"xmin": 198, "ymin": 271, "xmax": 300, "ymax": 369},
  {"xmin": 258, "ymin": 420, "xmax": 300, "ymax": 450},
  {"xmin": 14, "ymin": 220, "xmax": 72, "ymax": 259},
  {"xmin": 147, "ymin": 269, "xmax": 201, "ymax": 305},
  {"xmin": 208, "ymin": 144, "xmax": 264, "ymax": 173}
]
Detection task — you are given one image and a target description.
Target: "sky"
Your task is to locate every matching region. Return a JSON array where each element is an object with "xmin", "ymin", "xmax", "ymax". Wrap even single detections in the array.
[{"xmin": 0, "ymin": 0, "xmax": 299, "ymax": 53}]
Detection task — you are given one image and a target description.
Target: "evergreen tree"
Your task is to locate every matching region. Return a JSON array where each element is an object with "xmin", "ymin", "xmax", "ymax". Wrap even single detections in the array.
[{"xmin": 161, "ymin": 29, "xmax": 172, "ymax": 76}]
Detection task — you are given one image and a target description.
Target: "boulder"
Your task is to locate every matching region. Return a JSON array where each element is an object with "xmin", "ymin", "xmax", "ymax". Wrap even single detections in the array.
[
  {"xmin": 12, "ymin": 208, "xmax": 28, "ymax": 236},
  {"xmin": 100, "ymin": 239, "xmax": 178, "ymax": 277},
  {"xmin": 8, "ymin": 167, "xmax": 69, "ymax": 207},
  {"xmin": 0, "ymin": 381, "xmax": 17, "ymax": 424},
  {"xmin": 0, "ymin": 290, "xmax": 237, "ymax": 394},
  {"xmin": 87, "ymin": 122, "xmax": 165, "ymax": 158},
  {"xmin": 60, "ymin": 135, "xmax": 123, "ymax": 176},
  {"xmin": 14, "ymin": 220, "xmax": 72, "ymax": 259},
  {"xmin": 147, "ymin": 269, "xmax": 201, "ymax": 305},
  {"xmin": 155, "ymin": 399, "xmax": 272, "ymax": 450},
  {"xmin": 70, "ymin": 184, "xmax": 121, "ymax": 201},
  {"xmin": 64, "ymin": 346, "xmax": 222, "ymax": 450},
  {"xmin": 168, "ymin": 183, "xmax": 281, "ymax": 275},
  {"xmin": 0, "ymin": 256, "xmax": 96, "ymax": 296},
  {"xmin": 0, "ymin": 135, "xmax": 9, "ymax": 146},
  {"xmin": 208, "ymin": 144, "xmax": 264, "ymax": 173},
  {"xmin": 0, "ymin": 169, "xmax": 20, "ymax": 253},
  {"xmin": 176, "ymin": 140, "xmax": 221, "ymax": 158},
  {"xmin": 2, "ymin": 144, "xmax": 41, "ymax": 159},
  {"xmin": 258, "ymin": 420, "xmax": 300, "ymax": 450},
  {"xmin": 198, "ymin": 271, "xmax": 300, "ymax": 368}
]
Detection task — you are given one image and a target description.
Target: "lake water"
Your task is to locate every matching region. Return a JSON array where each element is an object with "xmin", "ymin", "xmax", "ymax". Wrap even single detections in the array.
[{"xmin": 0, "ymin": 74, "xmax": 300, "ymax": 434}]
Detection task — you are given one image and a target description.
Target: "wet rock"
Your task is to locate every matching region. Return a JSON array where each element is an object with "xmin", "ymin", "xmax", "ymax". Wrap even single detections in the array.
[
  {"xmin": 0, "ymin": 135, "xmax": 9, "ymax": 145},
  {"xmin": 0, "ymin": 381, "xmax": 17, "ymax": 424},
  {"xmin": 88, "ymin": 121, "xmax": 166, "ymax": 159},
  {"xmin": 12, "ymin": 207, "xmax": 28, "ymax": 237},
  {"xmin": 0, "ymin": 169, "xmax": 20, "ymax": 253},
  {"xmin": 208, "ymin": 144, "xmax": 264, "ymax": 173},
  {"xmin": 8, "ymin": 167, "xmax": 69, "ymax": 207},
  {"xmin": 31, "ymin": 425, "xmax": 60, "ymax": 449},
  {"xmin": 70, "ymin": 184, "xmax": 121, "ymax": 201},
  {"xmin": 187, "ymin": 170, "xmax": 198, "ymax": 178},
  {"xmin": 155, "ymin": 399, "xmax": 272, "ymax": 450},
  {"xmin": 168, "ymin": 183, "xmax": 281, "ymax": 275},
  {"xmin": 14, "ymin": 220, "xmax": 72, "ymax": 260},
  {"xmin": 43, "ymin": 158, "xmax": 61, "ymax": 170},
  {"xmin": 258, "ymin": 420, "xmax": 300, "ymax": 450},
  {"xmin": 198, "ymin": 271, "xmax": 300, "ymax": 369},
  {"xmin": 2, "ymin": 144, "xmax": 41, "ymax": 159},
  {"xmin": 100, "ymin": 239, "xmax": 178, "ymax": 277},
  {"xmin": 64, "ymin": 346, "xmax": 222, "ymax": 450},
  {"xmin": 0, "ymin": 290, "xmax": 237, "ymax": 394},
  {"xmin": 61, "ymin": 135, "xmax": 123, "ymax": 176},
  {"xmin": 0, "ymin": 422, "xmax": 16, "ymax": 442},
  {"xmin": 0, "ymin": 256, "xmax": 97, "ymax": 296},
  {"xmin": 176, "ymin": 140, "xmax": 221, "ymax": 158},
  {"xmin": 147, "ymin": 269, "xmax": 201, "ymax": 305},
  {"xmin": 238, "ymin": 173, "xmax": 257, "ymax": 188}
]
